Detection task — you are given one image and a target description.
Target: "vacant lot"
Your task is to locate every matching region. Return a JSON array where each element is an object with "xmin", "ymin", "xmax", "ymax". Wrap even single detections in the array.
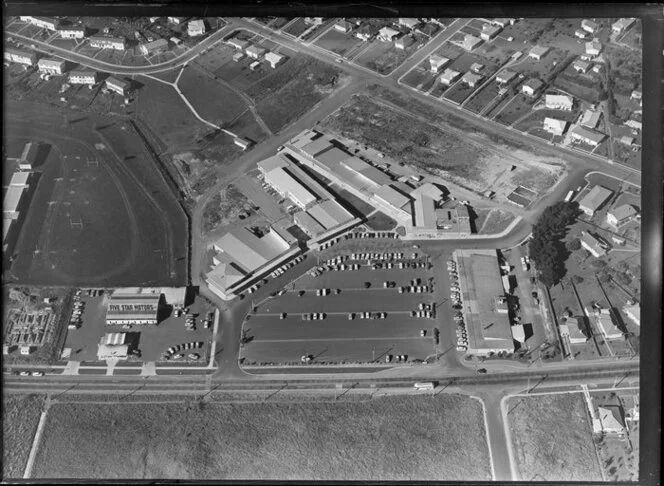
[
  {"xmin": 507, "ymin": 393, "xmax": 602, "ymax": 481},
  {"xmin": 3, "ymin": 394, "xmax": 45, "ymax": 479},
  {"xmin": 476, "ymin": 208, "xmax": 517, "ymax": 234},
  {"xmin": 202, "ymin": 184, "xmax": 251, "ymax": 233},
  {"xmin": 135, "ymin": 76, "xmax": 210, "ymax": 149},
  {"xmin": 32, "ymin": 396, "xmax": 491, "ymax": 480}
]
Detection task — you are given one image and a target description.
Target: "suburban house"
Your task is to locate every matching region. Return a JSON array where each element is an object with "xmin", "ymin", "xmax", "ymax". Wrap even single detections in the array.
[
  {"xmin": 630, "ymin": 90, "xmax": 642, "ymax": 101},
  {"xmin": 395, "ymin": 35, "xmax": 414, "ymax": 50},
  {"xmin": 578, "ymin": 185, "xmax": 613, "ymax": 216},
  {"xmin": 573, "ymin": 59, "xmax": 591, "ymax": 73},
  {"xmin": 528, "ymin": 45, "xmax": 550, "ymax": 60},
  {"xmin": 264, "ymin": 52, "xmax": 284, "ymax": 69},
  {"xmin": 580, "ymin": 231, "xmax": 608, "ymax": 258},
  {"xmin": 612, "ymin": 18, "xmax": 636, "ymax": 34},
  {"xmin": 545, "ymin": 94, "xmax": 573, "ymax": 110},
  {"xmin": 105, "ymin": 76, "xmax": 131, "ymax": 96},
  {"xmin": 228, "ymin": 38, "xmax": 250, "ymax": 50},
  {"xmin": 378, "ymin": 27, "xmax": 400, "ymax": 42},
  {"xmin": 625, "ymin": 118, "xmax": 642, "ymax": 131},
  {"xmin": 461, "ymin": 71, "xmax": 483, "ymax": 88},
  {"xmin": 167, "ymin": 17, "xmax": 186, "ymax": 25},
  {"xmin": 37, "ymin": 58, "xmax": 65, "ymax": 75},
  {"xmin": 564, "ymin": 316, "xmax": 588, "ymax": 344},
  {"xmin": 480, "ymin": 24, "xmax": 502, "ymax": 41},
  {"xmin": 585, "ymin": 40, "xmax": 602, "ymax": 56},
  {"xmin": 439, "ymin": 68, "xmax": 461, "ymax": 86},
  {"xmin": 58, "ymin": 26, "xmax": 86, "ymax": 39},
  {"xmin": 606, "ymin": 204, "xmax": 638, "ymax": 228},
  {"xmin": 598, "ymin": 406, "xmax": 626, "ymax": 435},
  {"xmin": 470, "ymin": 62, "xmax": 484, "ymax": 73},
  {"xmin": 543, "ymin": 117, "xmax": 568, "ymax": 136},
  {"xmin": 68, "ymin": 69, "xmax": 98, "ymax": 85},
  {"xmin": 489, "ymin": 18, "xmax": 516, "ymax": 27},
  {"xmin": 581, "ymin": 19, "xmax": 600, "ymax": 34},
  {"xmin": 354, "ymin": 25, "xmax": 374, "ymax": 42},
  {"xmin": 4, "ymin": 48, "xmax": 37, "ymax": 66},
  {"xmin": 304, "ymin": 17, "xmax": 323, "ymax": 26},
  {"xmin": 619, "ymin": 135, "xmax": 635, "ymax": 146},
  {"xmin": 453, "ymin": 34, "xmax": 482, "ymax": 51},
  {"xmin": 580, "ymin": 109, "xmax": 602, "ymax": 129},
  {"xmin": 246, "ymin": 45, "xmax": 266, "ymax": 59},
  {"xmin": 187, "ymin": 19, "xmax": 206, "ymax": 37},
  {"xmin": 334, "ymin": 20, "xmax": 353, "ymax": 33},
  {"xmin": 522, "ymin": 78, "xmax": 544, "ymax": 97},
  {"xmin": 574, "ymin": 29, "xmax": 588, "ymax": 39},
  {"xmin": 569, "ymin": 125, "xmax": 606, "ymax": 146},
  {"xmin": 496, "ymin": 70, "xmax": 517, "ymax": 84},
  {"xmin": 139, "ymin": 38, "xmax": 169, "ymax": 56},
  {"xmin": 89, "ymin": 35, "xmax": 126, "ymax": 50},
  {"xmin": 234, "ymin": 138, "xmax": 252, "ymax": 151},
  {"xmin": 429, "ymin": 54, "xmax": 449, "ymax": 73},
  {"xmin": 595, "ymin": 308, "xmax": 623, "ymax": 340},
  {"xmin": 398, "ymin": 18, "xmax": 420, "ymax": 30},
  {"xmin": 19, "ymin": 16, "xmax": 59, "ymax": 31}
]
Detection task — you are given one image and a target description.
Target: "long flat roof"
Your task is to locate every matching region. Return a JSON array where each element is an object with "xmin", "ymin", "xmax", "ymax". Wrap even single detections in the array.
[
  {"xmin": 308, "ymin": 199, "xmax": 353, "ymax": 230},
  {"xmin": 314, "ymin": 146, "xmax": 351, "ymax": 165},
  {"xmin": 3, "ymin": 186, "xmax": 25, "ymax": 213},
  {"xmin": 301, "ymin": 137, "xmax": 335, "ymax": 157},
  {"xmin": 215, "ymin": 228, "xmax": 290, "ymax": 274},
  {"xmin": 9, "ymin": 171, "xmax": 30, "ymax": 187},
  {"xmin": 265, "ymin": 167, "xmax": 318, "ymax": 207},
  {"xmin": 375, "ymin": 184, "xmax": 410, "ymax": 210},
  {"xmin": 341, "ymin": 157, "xmax": 392, "ymax": 187},
  {"xmin": 258, "ymin": 154, "xmax": 289, "ymax": 172},
  {"xmin": 414, "ymin": 194, "xmax": 436, "ymax": 227},
  {"xmin": 294, "ymin": 210, "xmax": 325, "ymax": 236},
  {"xmin": 579, "ymin": 185, "xmax": 613, "ymax": 211},
  {"xmin": 454, "ymin": 249, "xmax": 513, "ymax": 352}
]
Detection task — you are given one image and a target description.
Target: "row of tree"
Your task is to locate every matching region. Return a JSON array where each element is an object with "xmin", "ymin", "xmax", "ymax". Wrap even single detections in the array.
[{"xmin": 528, "ymin": 201, "xmax": 581, "ymax": 287}]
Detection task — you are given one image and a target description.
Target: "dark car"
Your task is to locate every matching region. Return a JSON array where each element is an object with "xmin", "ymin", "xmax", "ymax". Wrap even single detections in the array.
[
  {"xmin": 477, "ymin": 368, "xmax": 487, "ymax": 374},
  {"xmin": 531, "ymin": 291, "xmax": 538, "ymax": 299}
]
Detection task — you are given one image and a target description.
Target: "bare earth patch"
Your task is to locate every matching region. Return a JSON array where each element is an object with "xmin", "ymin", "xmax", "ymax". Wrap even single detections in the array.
[
  {"xmin": 32, "ymin": 395, "xmax": 491, "ymax": 481},
  {"xmin": 507, "ymin": 393, "xmax": 603, "ymax": 481}
]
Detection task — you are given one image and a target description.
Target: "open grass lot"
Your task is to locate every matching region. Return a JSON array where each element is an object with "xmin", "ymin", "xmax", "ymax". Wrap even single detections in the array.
[
  {"xmin": 401, "ymin": 67, "xmax": 437, "ymax": 92},
  {"xmin": 134, "ymin": 75, "xmax": 210, "ymax": 149},
  {"xmin": 176, "ymin": 65, "xmax": 248, "ymax": 127},
  {"xmin": 442, "ymin": 80, "xmax": 476, "ymax": 105},
  {"xmin": 476, "ymin": 208, "xmax": 517, "ymax": 234},
  {"xmin": 507, "ymin": 393, "xmax": 602, "ymax": 481},
  {"xmin": 2, "ymin": 394, "xmax": 45, "ymax": 479},
  {"xmin": 553, "ymin": 65, "xmax": 602, "ymax": 104},
  {"xmin": 365, "ymin": 211, "xmax": 398, "ymax": 231},
  {"xmin": 513, "ymin": 107, "xmax": 580, "ymax": 133},
  {"xmin": 281, "ymin": 17, "xmax": 309, "ymax": 37},
  {"xmin": 319, "ymin": 94, "xmax": 489, "ymax": 182},
  {"xmin": 355, "ymin": 39, "xmax": 422, "ymax": 75},
  {"xmin": 32, "ymin": 395, "xmax": 490, "ymax": 480},
  {"xmin": 314, "ymin": 28, "xmax": 364, "ymax": 57},
  {"xmin": 5, "ymin": 101, "xmax": 187, "ymax": 286},
  {"xmin": 464, "ymin": 80, "xmax": 501, "ymax": 114}
]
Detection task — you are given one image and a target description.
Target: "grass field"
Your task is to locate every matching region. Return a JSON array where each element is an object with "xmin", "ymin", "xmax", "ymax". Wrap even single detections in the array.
[
  {"xmin": 507, "ymin": 393, "xmax": 603, "ymax": 481},
  {"xmin": 2, "ymin": 394, "xmax": 45, "ymax": 479},
  {"xmin": 477, "ymin": 208, "xmax": 517, "ymax": 234},
  {"xmin": 365, "ymin": 211, "xmax": 397, "ymax": 231},
  {"xmin": 31, "ymin": 395, "xmax": 491, "ymax": 480}
]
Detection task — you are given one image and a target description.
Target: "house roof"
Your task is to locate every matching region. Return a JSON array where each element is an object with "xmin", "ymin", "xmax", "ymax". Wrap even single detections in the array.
[
  {"xmin": 429, "ymin": 54, "xmax": 449, "ymax": 67},
  {"xmin": 5, "ymin": 47, "xmax": 34, "ymax": 58},
  {"xmin": 399, "ymin": 18, "xmax": 420, "ymax": 28},
  {"xmin": 246, "ymin": 45, "xmax": 266, "ymax": 56},
  {"xmin": 598, "ymin": 406, "xmax": 625, "ymax": 432},
  {"xmin": 462, "ymin": 72, "xmax": 483, "ymax": 84},
  {"xmin": 496, "ymin": 70, "xmax": 517, "ymax": 82},
  {"xmin": 529, "ymin": 45, "xmax": 549, "ymax": 57},
  {"xmin": 188, "ymin": 19, "xmax": 205, "ymax": 30},
  {"xmin": 523, "ymin": 78, "xmax": 544, "ymax": 90},
  {"xmin": 379, "ymin": 27, "xmax": 400, "ymax": 38},
  {"xmin": 440, "ymin": 68, "xmax": 460, "ymax": 82},
  {"xmin": 578, "ymin": 185, "xmax": 613, "ymax": 211},
  {"xmin": 481, "ymin": 25, "xmax": 501, "ymax": 36},
  {"xmin": 574, "ymin": 59, "xmax": 591, "ymax": 70},
  {"xmin": 545, "ymin": 94, "xmax": 573, "ymax": 106},
  {"xmin": 543, "ymin": 117, "xmax": 567, "ymax": 133},
  {"xmin": 106, "ymin": 76, "xmax": 129, "ymax": 88},
  {"xmin": 582, "ymin": 19, "xmax": 599, "ymax": 29},
  {"xmin": 570, "ymin": 125, "xmax": 606, "ymax": 144},
  {"xmin": 265, "ymin": 52, "xmax": 283, "ymax": 63},
  {"xmin": 608, "ymin": 204, "xmax": 638, "ymax": 221},
  {"xmin": 586, "ymin": 40, "xmax": 602, "ymax": 52},
  {"xmin": 580, "ymin": 231, "xmax": 606, "ymax": 254},
  {"xmin": 38, "ymin": 58, "xmax": 65, "ymax": 68},
  {"xmin": 69, "ymin": 69, "xmax": 97, "ymax": 77}
]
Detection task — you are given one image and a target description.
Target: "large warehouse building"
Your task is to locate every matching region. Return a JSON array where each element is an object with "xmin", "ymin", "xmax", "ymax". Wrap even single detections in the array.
[{"xmin": 453, "ymin": 249, "xmax": 515, "ymax": 356}]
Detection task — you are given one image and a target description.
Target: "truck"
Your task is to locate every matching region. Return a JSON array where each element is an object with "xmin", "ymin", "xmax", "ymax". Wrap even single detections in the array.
[
  {"xmin": 564, "ymin": 190, "xmax": 574, "ymax": 202},
  {"xmin": 414, "ymin": 382, "xmax": 436, "ymax": 390}
]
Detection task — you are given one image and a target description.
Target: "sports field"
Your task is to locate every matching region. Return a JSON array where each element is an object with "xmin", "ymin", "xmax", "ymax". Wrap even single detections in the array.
[
  {"xmin": 5, "ymin": 102, "xmax": 187, "ymax": 286},
  {"xmin": 31, "ymin": 395, "xmax": 492, "ymax": 480}
]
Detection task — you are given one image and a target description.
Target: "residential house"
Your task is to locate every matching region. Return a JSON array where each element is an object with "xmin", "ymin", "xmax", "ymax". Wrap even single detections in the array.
[
  {"xmin": 395, "ymin": 35, "xmax": 414, "ymax": 50},
  {"xmin": 545, "ymin": 94, "xmax": 573, "ymax": 111},
  {"xmin": 581, "ymin": 19, "xmax": 600, "ymax": 34},
  {"xmin": 139, "ymin": 38, "xmax": 169, "ymax": 56},
  {"xmin": 461, "ymin": 71, "xmax": 483, "ymax": 88},
  {"xmin": 453, "ymin": 34, "xmax": 482, "ymax": 51},
  {"xmin": 4, "ymin": 48, "xmax": 37, "ymax": 66},
  {"xmin": 630, "ymin": 90, "xmax": 642, "ymax": 101},
  {"xmin": 234, "ymin": 138, "xmax": 252, "ymax": 150},
  {"xmin": 573, "ymin": 59, "xmax": 591, "ymax": 73},
  {"xmin": 105, "ymin": 76, "xmax": 130, "ymax": 96},
  {"xmin": 606, "ymin": 204, "xmax": 638, "ymax": 228},
  {"xmin": 480, "ymin": 24, "xmax": 502, "ymax": 41},
  {"xmin": 528, "ymin": 45, "xmax": 550, "ymax": 60},
  {"xmin": 429, "ymin": 54, "xmax": 449, "ymax": 73},
  {"xmin": 264, "ymin": 51, "xmax": 284, "ymax": 69},
  {"xmin": 543, "ymin": 117, "xmax": 568, "ymax": 136},
  {"xmin": 522, "ymin": 78, "xmax": 544, "ymax": 96},
  {"xmin": 334, "ymin": 20, "xmax": 353, "ymax": 33},
  {"xmin": 89, "ymin": 35, "xmax": 126, "ymax": 50},
  {"xmin": 496, "ymin": 70, "xmax": 517, "ymax": 84},
  {"xmin": 624, "ymin": 118, "xmax": 642, "ymax": 131},
  {"xmin": 570, "ymin": 125, "xmax": 605, "ymax": 146},
  {"xmin": 439, "ymin": 68, "xmax": 460, "ymax": 86},
  {"xmin": 187, "ymin": 19, "xmax": 206, "ymax": 37},
  {"xmin": 580, "ymin": 109, "xmax": 601, "ymax": 129},
  {"xmin": 354, "ymin": 25, "xmax": 374, "ymax": 42},
  {"xmin": 168, "ymin": 17, "xmax": 186, "ymax": 25},
  {"xmin": 623, "ymin": 303, "xmax": 640, "ymax": 326},
  {"xmin": 58, "ymin": 26, "xmax": 86, "ymax": 39},
  {"xmin": 619, "ymin": 135, "xmax": 635, "ymax": 146},
  {"xmin": 612, "ymin": 18, "xmax": 635, "ymax": 34},
  {"xmin": 598, "ymin": 406, "xmax": 626, "ymax": 435},
  {"xmin": 595, "ymin": 308, "xmax": 623, "ymax": 340},
  {"xmin": 20, "ymin": 16, "xmax": 59, "ymax": 31},
  {"xmin": 489, "ymin": 18, "xmax": 516, "ymax": 27},
  {"xmin": 564, "ymin": 317, "xmax": 588, "ymax": 344},
  {"xmin": 37, "ymin": 58, "xmax": 65, "ymax": 75},
  {"xmin": 574, "ymin": 29, "xmax": 588, "ymax": 39},
  {"xmin": 68, "ymin": 69, "xmax": 98, "ymax": 85},
  {"xmin": 578, "ymin": 185, "xmax": 613, "ymax": 216},
  {"xmin": 470, "ymin": 62, "xmax": 484, "ymax": 73},
  {"xmin": 304, "ymin": 17, "xmax": 323, "ymax": 26},
  {"xmin": 398, "ymin": 18, "xmax": 420, "ymax": 30},
  {"xmin": 378, "ymin": 27, "xmax": 400, "ymax": 42},
  {"xmin": 228, "ymin": 38, "xmax": 250, "ymax": 50},
  {"xmin": 580, "ymin": 231, "xmax": 607, "ymax": 258},
  {"xmin": 585, "ymin": 40, "xmax": 602, "ymax": 56},
  {"xmin": 246, "ymin": 45, "xmax": 266, "ymax": 59}
]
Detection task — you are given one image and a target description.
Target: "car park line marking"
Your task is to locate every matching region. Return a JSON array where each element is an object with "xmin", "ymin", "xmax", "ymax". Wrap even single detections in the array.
[
  {"xmin": 252, "ymin": 337, "xmax": 424, "ymax": 343},
  {"xmin": 254, "ymin": 311, "xmax": 425, "ymax": 317}
]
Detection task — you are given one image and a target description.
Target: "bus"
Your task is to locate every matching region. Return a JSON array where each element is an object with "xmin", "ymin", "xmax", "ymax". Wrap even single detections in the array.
[
  {"xmin": 414, "ymin": 382, "xmax": 436, "ymax": 390},
  {"xmin": 564, "ymin": 190, "xmax": 574, "ymax": 202}
]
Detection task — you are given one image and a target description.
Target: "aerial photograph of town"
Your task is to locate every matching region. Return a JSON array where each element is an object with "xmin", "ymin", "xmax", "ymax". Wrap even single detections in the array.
[{"xmin": 2, "ymin": 9, "xmax": 656, "ymax": 483}]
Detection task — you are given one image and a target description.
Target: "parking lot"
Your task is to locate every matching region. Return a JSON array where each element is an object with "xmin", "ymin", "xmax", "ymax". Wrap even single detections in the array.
[
  {"xmin": 240, "ymin": 250, "xmax": 443, "ymax": 365},
  {"xmin": 62, "ymin": 291, "xmax": 215, "ymax": 365}
]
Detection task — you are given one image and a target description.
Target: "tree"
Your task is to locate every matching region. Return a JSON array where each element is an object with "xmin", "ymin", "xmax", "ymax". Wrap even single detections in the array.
[{"xmin": 566, "ymin": 237, "xmax": 582, "ymax": 252}]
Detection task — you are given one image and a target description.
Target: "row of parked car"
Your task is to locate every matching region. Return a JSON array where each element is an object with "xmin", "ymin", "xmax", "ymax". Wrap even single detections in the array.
[
  {"xmin": 162, "ymin": 341, "xmax": 204, "ymax": 360},
  {"xmin": 399, "ymin": 285, "xmax": 432, "ymax": 294},
  {"xmin": 411, "ymin": 310, "xmax": 435, "ymax": 319},
  {"xmin": 68, "ymin": 294, "xmax": 87, "ymax": 330},
  {"xmin": 302, "ymin": 312, "xmax": 327, "ymax": 320},
  {"xmin": 349, "ymin": 311, "xmax": 387, "ymax": 320},
  {"xmin": 448, "ymin": 260, "xmax": 468, "ymax": 350},
  {"xmin": 269, "ymin": 255, "xmax": 305, "ymax": 279}
]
